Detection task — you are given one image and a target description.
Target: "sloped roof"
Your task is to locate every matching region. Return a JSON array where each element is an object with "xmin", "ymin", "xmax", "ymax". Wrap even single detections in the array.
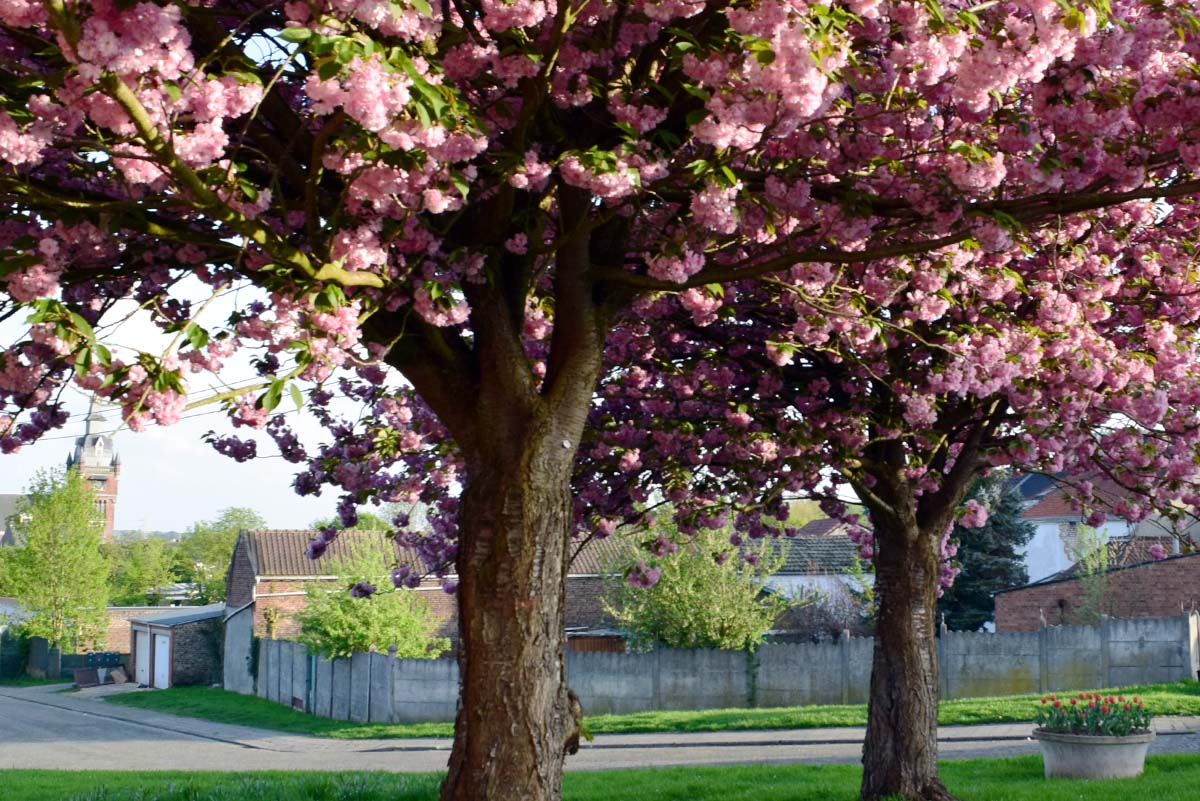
[
  {"xmin": 793, "ymin": 518, "xmax": 848, "ymax": 537},
  {"xmin": 1007, "ymin": 472, "xmax": 1058, "ymax": 504},
  {"xmin": 246, "ymin": 529, "xmax": 426, "ymax": 578},
  {"xmin": 567, "ymin": 537, "xmax": 627, "ymax": 574},
  {"xmin": 1048, "ymin": 535, "xmax": 1178, "ymax": 582},
  {"xmin": 247, "ymin": 529, "xmax": 627, "ymax": 579},
  {"xmin": 130, "ymin": 603, "xmax": 225, "ymax": 627},
  {"xmin": 766, "ymin": 534, "xmax": 862, "ymax": 575},
  {"xmin": 1022, "ymin": 477, "xmax": 1132, "ymax": 521}
]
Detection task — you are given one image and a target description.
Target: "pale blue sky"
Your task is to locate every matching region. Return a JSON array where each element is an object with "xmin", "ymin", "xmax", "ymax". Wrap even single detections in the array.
[{"xmin": 1, "ymin": 386, "xmax": 339, "ymax": 532}]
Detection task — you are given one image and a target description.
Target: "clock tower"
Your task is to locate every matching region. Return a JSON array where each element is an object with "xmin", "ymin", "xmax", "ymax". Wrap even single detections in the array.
[{"xmin": 66, "ymin": 404, "xmax": 119, "ymax": 543}]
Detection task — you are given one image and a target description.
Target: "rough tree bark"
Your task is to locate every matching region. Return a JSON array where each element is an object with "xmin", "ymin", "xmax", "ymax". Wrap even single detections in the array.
[
  {"xmin": 860, "ymin": 516, "xmax": 955, "ymax": 801},
  {"xmin": 856, "ymin": 425, "xmax": 991, "ymax": 801},
  {"xmin": 440, "ymin": 424, "xmax": 581, "ymax": 801},
  {"xmin": 386, "ymin": 192, "xmax": 609, "ymax": 801}
]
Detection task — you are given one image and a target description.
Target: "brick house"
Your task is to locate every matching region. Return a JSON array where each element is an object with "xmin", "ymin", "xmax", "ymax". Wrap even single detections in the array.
[
  {"xmin": 1010, "ymin": 474, "xmax": 1194, "ymax": 583},
  {"xmin": 225, "ymin": 529, "xmax": 625, "ymax": 649},
  {"xmin": 994, "ymin": 550, "xmax": 1200, "ymax": 632}
]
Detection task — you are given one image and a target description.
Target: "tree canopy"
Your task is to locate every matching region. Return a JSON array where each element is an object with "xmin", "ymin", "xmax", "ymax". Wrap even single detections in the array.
[
  {"xmin": 4, "ymin": 3, "xmax": 1200, "ymax": 800},
  {"xmin": 175, "ymin": 507, "xmax": 265, "ymax": 603},
  {"xmin": 107, "ymin": 534, "xmax": 175, "ymax": 606},
  {"xmin": 5, "ymin": 469, "xmax": 108, "ymax": 650}
]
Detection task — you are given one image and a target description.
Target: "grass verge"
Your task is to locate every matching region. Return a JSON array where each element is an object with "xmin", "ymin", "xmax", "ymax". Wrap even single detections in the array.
[
  {"xmin": 104, "ymin": 680, "xmax": 1200, "ymax": 740},
  {"xmin": 0, "ymin": 674, "xmax": 69, "ymax": 687},
  {"xmin": 6, "ymin": 755, "xmax": 1200, "ymax": 801}
]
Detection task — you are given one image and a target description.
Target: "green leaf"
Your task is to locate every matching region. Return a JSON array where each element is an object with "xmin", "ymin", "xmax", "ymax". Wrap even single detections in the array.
[
  {"xmin": 68, "ymin": 311, "xmax": 96, "ymax": 343},
  {"xmin": 163, "ymin": 82, "xmax": 182, "ymax": 102},
  {"xmin": 278, "ymin": 27, "xmax": 313, "ymax": 43},
  {"xmin": 260, "ymin": 379, "xmax": 285, "ymax": 413},
  {"xmin": 289, "ymin": 383, "xmax": 305, "ymax": 412},
  {"xmin": 408, "ymin": 0, "xmax": 432, "ymax": 17},
  {"xmin": 317, "ymin": 59, "xmax": 342, "ymax": 81},
  {"xmin": 185, "ymin": 324, "xmax": 210, "ymax": 351}
]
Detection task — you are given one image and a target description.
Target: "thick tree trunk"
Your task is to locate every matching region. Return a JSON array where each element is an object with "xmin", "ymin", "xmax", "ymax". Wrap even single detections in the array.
[
  {"xmin": 438, "ymin": 416, "xmax": 586, "ymax": 801},
  {"xmin": 860, "ymin": 520, "xmax": 956, "ymax": 801}
]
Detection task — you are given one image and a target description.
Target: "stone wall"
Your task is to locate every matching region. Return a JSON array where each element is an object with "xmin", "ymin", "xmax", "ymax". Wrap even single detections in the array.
[
  {"xmin": 233, "ymin": 612, "xmax": 1200, "ymax": 724},
  {"xmin": 172, "ymin": 618, "xmax": 221, "ymax": 687}
]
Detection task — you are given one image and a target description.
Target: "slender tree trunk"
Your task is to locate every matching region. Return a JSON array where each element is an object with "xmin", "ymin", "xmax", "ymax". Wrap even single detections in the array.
[{"xmin": 860, "ymin": 519, "xmax": 956, "ymax": 801}]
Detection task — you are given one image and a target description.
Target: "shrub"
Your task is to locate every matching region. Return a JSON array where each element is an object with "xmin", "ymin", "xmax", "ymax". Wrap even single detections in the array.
[{"xmin": 296, "ymin": 536, "xmax": 449, "ymax": 659}]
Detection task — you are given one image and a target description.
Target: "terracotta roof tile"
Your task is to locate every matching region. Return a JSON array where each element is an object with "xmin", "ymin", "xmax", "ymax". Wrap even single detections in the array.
[
  {"xmin": 567, "ymin": 537, "xmax": 626, "ymax": 574},
  {"xmin": 1022, "ymin": 477, "xmax": 1131, "ymax": 521}
]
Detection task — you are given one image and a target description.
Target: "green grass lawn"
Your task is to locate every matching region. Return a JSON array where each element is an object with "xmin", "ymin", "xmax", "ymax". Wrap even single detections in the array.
[
  {"xmin": 6, "ymin": 755, "xmax": 1200, "ymax": 801},
  {"xmin": 105, "ymin": 680, "xmax": 1200, "ymax": 740},
  {"xmin": 0, "ymin": 674, "xmax": 69, "ymax": 687}
]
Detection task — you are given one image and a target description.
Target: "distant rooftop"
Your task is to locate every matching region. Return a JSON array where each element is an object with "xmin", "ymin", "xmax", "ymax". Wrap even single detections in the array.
[{"xmin": 129, "ymin": 603, "xmax": 225, "ymax": 627}]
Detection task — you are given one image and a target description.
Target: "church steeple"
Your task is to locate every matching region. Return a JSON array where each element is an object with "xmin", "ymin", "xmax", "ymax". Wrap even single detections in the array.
[{"xmin": 67, "ymin": 400, "xmax": 119, "ymax": 543}]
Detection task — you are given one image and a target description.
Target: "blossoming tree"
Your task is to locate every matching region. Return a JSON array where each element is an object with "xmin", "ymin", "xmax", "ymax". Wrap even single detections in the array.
[{"xmin": 4, "ymin": 2, "xmax": 1200, "ymax": 800}]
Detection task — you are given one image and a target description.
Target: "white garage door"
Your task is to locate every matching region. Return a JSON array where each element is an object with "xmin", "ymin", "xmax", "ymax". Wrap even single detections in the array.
[
  {"xmin": 134, "ymin": 631, "xmax": 150, "ymax": 685},
  {"xmin": 152, "ymin": 633, "xmax": 171, "ymax": 689}
]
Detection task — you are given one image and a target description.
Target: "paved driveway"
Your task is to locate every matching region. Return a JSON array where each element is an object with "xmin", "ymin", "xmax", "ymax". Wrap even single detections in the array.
[{"xmin": 1, "ymin": 685, "xmax": 1197, "ymax": 773}]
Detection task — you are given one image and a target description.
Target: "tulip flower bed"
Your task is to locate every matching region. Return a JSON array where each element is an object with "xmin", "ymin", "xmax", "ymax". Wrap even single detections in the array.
[{"xmin": 1035, "ymin": 692, "xmax": 1152, "ymax": 736}]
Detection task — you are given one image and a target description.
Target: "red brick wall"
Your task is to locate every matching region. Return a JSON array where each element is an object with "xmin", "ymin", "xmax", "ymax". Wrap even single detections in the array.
[
  {"xmin": 564, "ymin": 576, "xmax": 615, "ymax": 630},
  {"xmin": 254, "ymin": 579, "xmax": 459, "ymax": 641},
  {"xmin": 254, "ymin": 579, "xmax": 311, "ymax": 639},
  {"xmin": 996, "ymin": 553, "xmax": 1200, "ymax": 632},
  {"xmin": 252, "ymin": 575, "xmax": 610, "ymax": 646},
  {"xmin": 225, "ymin": 537, "xmax": 256, "ymax": 608},
  {"xmin": 102, "ymin": 607, "xmax": 168, "ymax": 653}
]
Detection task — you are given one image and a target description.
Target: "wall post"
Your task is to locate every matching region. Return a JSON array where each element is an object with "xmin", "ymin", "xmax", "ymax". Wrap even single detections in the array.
[
  {"xmin": 937, "ymin": 618, "xmax": 949, "ymax": 700},
  {"xmin": 1099, "ymin": 614, "xmax": 1111, "ymax": 687},
  {"xmin": 651, "ymin": 648, "xmax": 662, "ymax": 710},
  {"xmin": 1037, "ymin": 619, "xmax": 1049, "ymax": 694},
  {"xmin": 839, "ymin": 629, "xmax": 851, "ymax": 705}
]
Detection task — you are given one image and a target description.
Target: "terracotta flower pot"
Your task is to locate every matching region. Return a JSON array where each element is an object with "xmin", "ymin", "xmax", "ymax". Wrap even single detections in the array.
[{"xmin": 1032, "ymin": 728, "xmax": 1156, "ymax": 779}]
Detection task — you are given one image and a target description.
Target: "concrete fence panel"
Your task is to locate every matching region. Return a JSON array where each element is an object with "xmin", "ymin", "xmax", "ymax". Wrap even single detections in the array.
[
  {"xmin": 942, "ymin": 629, "xmax": 1040, "ymax": 700},
  {"xmin": 655, "ymin": 648, "xmax": 750, "ymax": 711},
  {"xmin": 313, "ymin": 656, "xmax": 334, "ymax": 718},
  {"xmin": 290, "ymin": 642, "xmax": 309, "ymax": 710},
  {"xmin": 349, "ymin": 651, "xmax": 372, "ymax": 723},
  {"xmin": 393, "ymin": 657, "xmax": 459, "ymax": 722},
  {"xmin": 756, "ymin": 641, "xmax": 844, "ymax": 707},
  {"xmin": 331, "ymin": 657, "xmax": 352, "ymax": 720},
  {"xmin": 1043, "ymin": 624, "xmax": 1104, "ymax": 691},
  {"xmin": 368, "ymin": 652, "xmax": 393, "ymax": 723},
  {"xmin": 567, "ymin": 651, "xmax": 656, "ymax": 715},
  {"xmin": 1106, "ymin": 616, "xmax": 1189, "ymax": 686}
]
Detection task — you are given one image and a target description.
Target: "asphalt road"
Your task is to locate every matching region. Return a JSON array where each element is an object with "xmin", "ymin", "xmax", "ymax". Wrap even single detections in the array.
[{"xmin": 1, "ymin": 685, "xmax": 1196, "ymax": 774}]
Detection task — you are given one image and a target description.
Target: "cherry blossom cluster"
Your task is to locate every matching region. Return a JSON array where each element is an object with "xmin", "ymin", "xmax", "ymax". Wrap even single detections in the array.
[{"xmin": 3, "ymin": 0, "xmax": 1200, "ymax": 598}]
